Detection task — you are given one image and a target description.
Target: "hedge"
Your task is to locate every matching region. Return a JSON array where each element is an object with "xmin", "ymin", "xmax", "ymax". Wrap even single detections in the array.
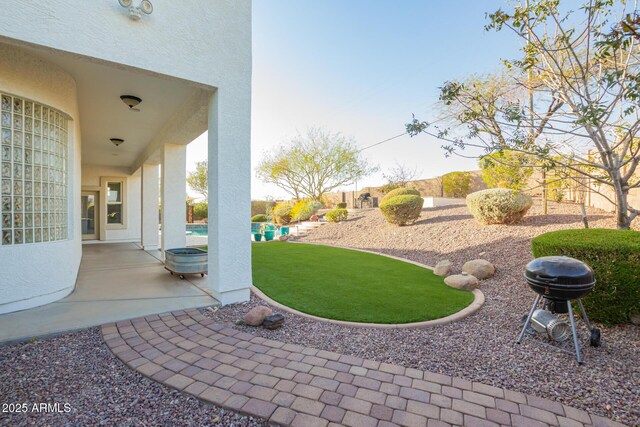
[
  {"xmin": 336, "ymin": 202, "xmax": 347, "ymax": 209},
  {"xmin": 531, "ymin": 228, "xmax": 640, "ymax": 325},
  {"xmin": 466, "ymin": 188, "xmax": 533, "ymax": 225},
  {"xmin": 382, "ymin": 187, "xmax": 420, "ymax": 203},
  {"xmin": 251, "ymin": 214, "xmax": 267, "ymax": 222},
  {"xmin": 379, "ymin": 194, "xmax": 424, "ymax": 226},
  {"xmin": 325, "ymin": 208, "xmax": 348, "ymax": 223}
]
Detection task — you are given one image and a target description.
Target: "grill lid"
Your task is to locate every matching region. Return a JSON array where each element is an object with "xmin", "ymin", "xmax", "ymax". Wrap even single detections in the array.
[{"xmin": 525, "ymin": 256, "xmax": 595, "ymax": 286}]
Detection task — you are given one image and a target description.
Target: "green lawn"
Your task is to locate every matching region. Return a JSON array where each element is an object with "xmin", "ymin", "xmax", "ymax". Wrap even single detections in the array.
[{"xmin": 251, "ymin": 242, "xmax": 474, "ymax": 324}]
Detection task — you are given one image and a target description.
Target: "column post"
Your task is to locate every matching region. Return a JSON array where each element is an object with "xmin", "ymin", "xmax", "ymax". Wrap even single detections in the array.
[
  {"xmin": 141, "ymin": 163, "xmax": 159, "ymax": 251},
  {"xmin": 161, "ymin": 144, "xmax": 187, "ymax": 253}
]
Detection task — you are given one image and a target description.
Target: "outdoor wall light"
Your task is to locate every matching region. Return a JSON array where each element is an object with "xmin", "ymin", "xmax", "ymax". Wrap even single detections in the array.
[
  {"xmin": 118, "ymin": 0, "xmax": 153, "ymax": 20},
  {"xmin": 120, "ymin": 95, "xmax": 142, "ymax": 110},
  {"xmin": 110, "ymin": 138, "xmax": 125, "ymax": 147}
]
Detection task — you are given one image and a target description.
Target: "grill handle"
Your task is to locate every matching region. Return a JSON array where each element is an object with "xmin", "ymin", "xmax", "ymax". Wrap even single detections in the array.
[{"xmin": 535, "ymin": 274, "xmax": 559, "ymax": 283}]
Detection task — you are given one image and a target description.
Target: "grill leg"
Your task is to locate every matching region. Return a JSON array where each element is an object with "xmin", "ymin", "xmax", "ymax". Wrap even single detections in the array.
[
  {"xmin": 577, "ymin": 299, "xmax": 593, "ymax": 331},
  {"xmin": 517, "ymin": 294, "xmax": 541, "ymax": 344},
  {"xmin": 566, "ymin": 302, "xmax": 582, "ymax": 365}
]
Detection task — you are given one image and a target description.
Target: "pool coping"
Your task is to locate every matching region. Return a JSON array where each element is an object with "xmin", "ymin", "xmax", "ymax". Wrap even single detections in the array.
[{"xmin": 251, "ymin": 242, "xmax": 485, "ymax": 329}]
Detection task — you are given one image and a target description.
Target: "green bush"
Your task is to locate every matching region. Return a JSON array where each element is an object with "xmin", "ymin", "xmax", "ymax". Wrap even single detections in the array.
[
  {"xmin": 251, "ymin": 200, "xmax": 275, "ymax": 217},
  {"xmin": 381, "ymin": 187, "xmax": 420, "ymax": 202},
  {"xmin": 379, "ymin": 195, "xmax": 424, "ymax": 226},
  {"xmin": 442, "ymin": 172, "xmax": 471, "ymax": 198},
  {"xmin": 336, "ymin": 202, "xmax": 347, "ymax": 209},
  {"xmin": 479, "ymin": 151, "xmax": 534, "ymax": 191},
  {"xmin": 531, "ymin": 229, "xmax": 640, "ymax": 325},
  {"xmin": 325, "ymin": 208, "xmax": 349, "ymax": 223},
  {"xmin": 273, "ymin": 202, "xmax": 293, "ymax": 225},
  {"xmin": 466, "ymin": 188, "xmax": 532, "ymax": 225},
  {"xmin": 251, "ymin": 214, "xmax": 268, "ymax": 222},
  {"xmin": 291, "ymin": 200, "xmax": 318, "ymax": 222},
  {"xmin": 193, "ymin": 202, "xmax": 208, "ymax": 219}
]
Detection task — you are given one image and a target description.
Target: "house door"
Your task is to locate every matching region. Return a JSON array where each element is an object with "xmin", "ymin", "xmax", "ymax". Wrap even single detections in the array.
[{"xmin": 81, "ymin": 191, "xmax": 99, "ymax": 240}]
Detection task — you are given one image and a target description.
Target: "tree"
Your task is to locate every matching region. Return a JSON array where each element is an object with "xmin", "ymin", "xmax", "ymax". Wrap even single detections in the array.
[
  {"xmin": 187, "ymin": 161, "xmax": 208, "ymax": 200},
  {"xmin": 407, "ymin": 1, "xmax": 640, "ymax": 229},
  {"xmin": 256, "ymin": 127, "xmax": 377, "ymax": 201},
  {"xmin": 442, "ymin": 171, "xmax": 472, "ymax": 197},
  {"xmin": 479, "ymin": 150, "xmax": 534, "ymax": 191},
  {"xmin": 380, "ymin": 162, "xmax": 420, "ymax": 193}
]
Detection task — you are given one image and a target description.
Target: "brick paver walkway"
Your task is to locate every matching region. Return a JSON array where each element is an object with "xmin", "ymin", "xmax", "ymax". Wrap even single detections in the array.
[{"xmin": 101, "ymin": 309, "xmax": 625, "ymax": 427}]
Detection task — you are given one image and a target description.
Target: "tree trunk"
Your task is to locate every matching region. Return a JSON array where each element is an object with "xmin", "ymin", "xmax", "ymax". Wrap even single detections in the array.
[{"xmin": 614, "ymin": 183, "xmax": 631, "ymax": 230}]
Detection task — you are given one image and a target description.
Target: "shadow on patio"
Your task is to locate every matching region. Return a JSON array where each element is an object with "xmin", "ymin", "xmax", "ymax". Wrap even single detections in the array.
[{"xmin": 0, "ymin": 243, "xmax": 218, "ymax": 344}]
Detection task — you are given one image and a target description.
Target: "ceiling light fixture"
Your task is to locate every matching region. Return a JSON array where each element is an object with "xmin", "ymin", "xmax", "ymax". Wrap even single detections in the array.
[
  {"xmin": 120, "ymin": 95, "xmax": 142, "ymax": 110},
  {"xmin": 110, "ymin": 138, "xmax": 124, "ymax": 147}
]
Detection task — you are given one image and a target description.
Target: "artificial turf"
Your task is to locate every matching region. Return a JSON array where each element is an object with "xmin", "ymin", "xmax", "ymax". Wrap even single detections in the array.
[{"xmin": 251, "ymin": 242, "xmax": 474, "ymax": 324}]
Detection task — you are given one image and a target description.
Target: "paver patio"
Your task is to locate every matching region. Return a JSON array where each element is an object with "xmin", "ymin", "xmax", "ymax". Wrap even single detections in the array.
[{"xmin": 102, "ymin": 308, "xmax": 626, "ymax": 427}]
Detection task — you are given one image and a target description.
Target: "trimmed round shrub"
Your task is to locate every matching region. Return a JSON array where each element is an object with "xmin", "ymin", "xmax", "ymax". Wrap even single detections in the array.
[
  {"xmin": 273, "ymin": 202, "xmax": 293, "ymax": 225},
  {"xmin": 336, "ymin": 202, "xmax": 347, "ymax": 209},
  {"xmin": 193, "ymin": 202, "xmax": 208, "ymax": 219},
  {"xmin": 325, "ymin": 208, "xmax": 348, "ymax": 223},
  {"xmin": 382, "ymin": 187, "xmax": 420, "ymax": 202},
  {"xmin": 531, "ymin": 229, "xmax": 640, "ymax": 325},
  {"xmin": 380, "ymin": 195, "xmax": 424, "ymax": 226},
  {"xmin": 291, "ymin": 200, "xmax": 322, "ymax": 222},
  {"xmin": 251, "ymin": 214, "xmax": 267, "ymax": 222},
  {"xmin": 466, "ymin": 188, "xmax": 532, "ymax": 225}
]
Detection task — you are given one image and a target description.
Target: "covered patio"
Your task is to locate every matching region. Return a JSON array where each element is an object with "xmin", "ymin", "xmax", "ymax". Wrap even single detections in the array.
[{"xmin": 0, "ymin": 243, "xmax": 217, "ymax": 343}]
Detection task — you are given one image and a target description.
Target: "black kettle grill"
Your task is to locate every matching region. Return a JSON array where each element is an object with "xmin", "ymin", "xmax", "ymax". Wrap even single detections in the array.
[{"xmin": 517, "ymin": 256, "xmax": 601, "ymax": 364}]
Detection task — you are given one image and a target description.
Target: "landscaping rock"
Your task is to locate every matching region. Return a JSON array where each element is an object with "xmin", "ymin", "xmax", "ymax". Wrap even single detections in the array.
[
  {"xmin": 462, "ymin": 259, "xmax": 495, "ymax": 280},
  {"xmin": 243, "ymin": 306, "xmax": 273, "ymax": 326},
  {"xmin": 434, "ymin": 260, "xmax": 453, "ymax": 277},
  {"xmin": 444, "ymin": 273, "xmax": 479, "ymax": 290},
  {"xmin": 262, "ymin": 313, "xmax": 285, "ymax": 330},
  {"xmin": 630, "ymin": 313, "xmax": 640, "ymax": 325},
  {"xmin": 278, "ymin": 234, "xmax": 289, "ymax": 241},
  {"xmin": 310, "ymin": 214, "xmax": 319, "ymax": 222}
]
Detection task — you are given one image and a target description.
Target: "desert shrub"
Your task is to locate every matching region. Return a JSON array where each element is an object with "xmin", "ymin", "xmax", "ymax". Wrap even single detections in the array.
[
  {"xmin": 479, "ymin": 151, "xmax": 534, "ymax": 191},
  {"xmin": 325, "ymin": 208, "xmax": 349, "ymax": 223},
  {"xmin": 251, "ymin": 200, "xmax": 275, "ymax": 217},
  {"xmin": 381, "ymin": 187, "xmax": 420, "ymax": 202},
  {"xmin": 442, "ymin": 172, "xmax": 471, "ymax": 198},
  {"xmin": 466, "ymin": 188, "xmax": 532, "ymax": 225},
  {"xmin": 251, "ymin": 214, "xmax": 267, "ymax": 222},
  {"xmin": 336, "ymin": 202, "xmax": 347, "ymax": 209},
  {"xmin": 379, "ymin": 195, "xmax": 424, "ymax": 226},
  {"xmin": 531, "ymin": 229, "xmax": 640, "ymax": 325},
  {"xmin": 273, "ymin": 202, "xmax": 293, "ymax": 225},
  {"xmin": 291, "ymin": 200, "xmax": 318, "ymax": 222},
  {"xmin": 193, "ymin": 202, "xmax": 208, "ymax": 219}
]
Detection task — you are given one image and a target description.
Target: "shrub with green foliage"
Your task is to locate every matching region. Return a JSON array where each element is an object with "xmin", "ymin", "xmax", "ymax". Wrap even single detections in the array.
[
  {"xmin": 442, "ymin": 172, "xmax": 471, "ymax": 198},
  {"xmin": 531, "ymin": 229, "xmax": 640, "ymax": 325},
  {"xmin": 251, "ymin": 214, "xmax": 267, "ymax": 222},
  {"xmin": 479, "ymin": 151, "xmax": 534, "ymax": 191},
  {"xmin": 466, "ymin": 188, "xmax": 532, "ymax": 225},
  {"xmin": 251, "ymin": 200, "xmax": 275, "ymax": 217},
  {"xmin": 381, "ymin": 187, "xmax": 420, "ymax": 202},
  {"xmin": 336, "ymin": 202, "xmax": 347, "ymax": 209},
  {"xmin": 380, "ymin": 195, "xmax": 424, "ymax": 226},
  {"xmin": 291, "ymin": 200, "xmax": 319, "ymax": 222},
  {"xmin": 273, "ymin": 202, "xmax": 293, "ymax": 225},
  {"xmin": 325, "ymin": 208, "xmax": 349, "ymax": 223},
  {"xmin": 193, "ymin": 202, "xmax": 208, "ymax": 219}
]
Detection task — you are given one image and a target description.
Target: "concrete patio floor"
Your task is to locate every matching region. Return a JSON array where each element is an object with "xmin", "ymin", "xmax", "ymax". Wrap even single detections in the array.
[{"xmin": 0, "ymin": 243, "xmax": 218, "ymax": 343}]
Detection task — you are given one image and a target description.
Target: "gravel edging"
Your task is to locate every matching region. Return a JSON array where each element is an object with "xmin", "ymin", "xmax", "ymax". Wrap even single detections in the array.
[{"xmin": 251, "ymin": 286, "xmax": 485, "ymax": 329}]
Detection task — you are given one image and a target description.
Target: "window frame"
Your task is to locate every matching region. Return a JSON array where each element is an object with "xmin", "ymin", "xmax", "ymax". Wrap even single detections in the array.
[{"xmin": 101, "ymin": 176, "xmax": 127, "ymax": 230}]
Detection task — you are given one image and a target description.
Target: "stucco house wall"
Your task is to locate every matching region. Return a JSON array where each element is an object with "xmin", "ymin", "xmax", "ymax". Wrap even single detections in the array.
[{"xmin": 0, "ymin": 44, "xmax": 82, "ymax": 314}]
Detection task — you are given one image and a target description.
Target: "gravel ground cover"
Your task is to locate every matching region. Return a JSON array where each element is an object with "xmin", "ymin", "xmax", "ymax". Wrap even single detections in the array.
[
  {"xmin": 211, "ymin": 200, "xmax": 640, "ymax": 426},
  {"xmin": 0, "ymin": 328, "xmax": 267, "ymax": 427}
]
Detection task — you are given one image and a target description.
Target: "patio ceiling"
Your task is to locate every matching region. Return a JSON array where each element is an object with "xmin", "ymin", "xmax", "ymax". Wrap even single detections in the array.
[{"xmin": 18, "ymin": 43, "xmax": 209, "ymax": 170}]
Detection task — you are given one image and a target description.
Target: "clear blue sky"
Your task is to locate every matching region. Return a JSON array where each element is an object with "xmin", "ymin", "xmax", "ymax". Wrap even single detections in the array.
[{"xmin": 187, "ymin": 0, "xmax": 523, "ymax": 199}]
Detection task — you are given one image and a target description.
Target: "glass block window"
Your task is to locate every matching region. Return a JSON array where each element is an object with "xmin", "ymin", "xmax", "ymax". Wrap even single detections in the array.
[{"xmin": 0, "ymin": 93, "xmax": 68, "ymax": 245}]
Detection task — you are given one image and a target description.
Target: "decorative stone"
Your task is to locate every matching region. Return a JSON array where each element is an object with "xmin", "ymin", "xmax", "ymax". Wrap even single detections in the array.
[
  {"xmin": 262, "ymin": 313, "xmax": 285, "ymax": 330},
  {"xmin": 630, "ymin": 313, "xmax": 640, "ymax": 325},
  {"xmin": 434, "ymin": 260, "xmax": 453, "ymax": 277},
  {"xmin": 310, "ymin": 214, "xmax": 319, "ymax": 222},
  {"xmin": 444, "ymin": 273, "xmax": 479, "ymax": 291},
  {"xmin": 243, "ymin": 306, "xmax": 273, "ymax": 326},
  {"xmin": 278, "ymin": 234, "xmax": 289, "ymax": 241},
  {"xmin": 462, "ymin": 259, "xmax": 495, "ymax": 280}
]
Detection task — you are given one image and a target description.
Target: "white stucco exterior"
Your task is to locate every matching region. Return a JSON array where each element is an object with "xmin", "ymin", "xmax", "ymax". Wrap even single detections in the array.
[{"xmin": 0, "ymin": 1, "xmax": 252, "ymax": 314}]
